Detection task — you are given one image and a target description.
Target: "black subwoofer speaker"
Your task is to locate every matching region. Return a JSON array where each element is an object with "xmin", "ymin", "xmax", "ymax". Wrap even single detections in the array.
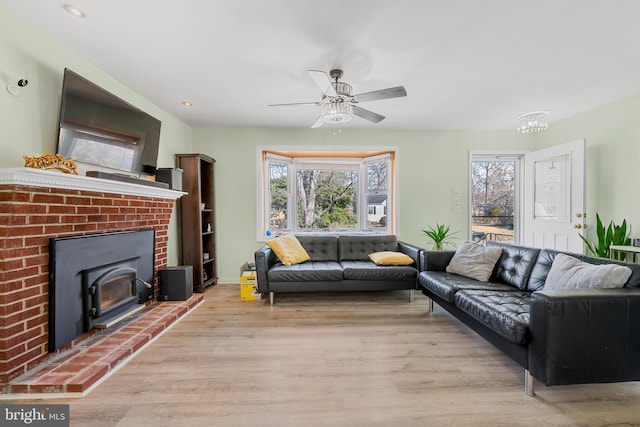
[{"xmin": 158, "ymin": 266, "xmax": 193, "ymax": 301}]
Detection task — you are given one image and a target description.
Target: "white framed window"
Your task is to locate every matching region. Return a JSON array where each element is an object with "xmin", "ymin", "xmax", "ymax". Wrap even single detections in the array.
[
  {"xmin": 469, "ymin": 151, "xmax": 525, "ymax": 245},
  {"xmin": 257, "ymin": 147, "xmax": 397, "ymax": 239}
]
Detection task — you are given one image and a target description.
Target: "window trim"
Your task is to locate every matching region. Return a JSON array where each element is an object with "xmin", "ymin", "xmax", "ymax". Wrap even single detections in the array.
[{"xmin": 257, "ymin": 146, "xmax": 398, "ymax": 241}]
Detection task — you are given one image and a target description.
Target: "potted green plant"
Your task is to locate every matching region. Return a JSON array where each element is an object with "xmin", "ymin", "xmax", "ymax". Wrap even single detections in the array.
[
  {"xmin": 422, "ymin": 223, "xmax": 458, "ymax": 251},
  {"xmin": 578, "ymin": 213, "xmax": 631, "ymax": 259}
]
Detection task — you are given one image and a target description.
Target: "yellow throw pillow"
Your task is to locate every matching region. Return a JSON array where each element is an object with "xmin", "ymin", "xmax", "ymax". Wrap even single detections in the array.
[
  {"xmin": 266, "ymin": 234, "xmax": 311, "ymax": 266},
  {"xmin": 368, "ymin": 251, "xmax": 414, "ymax": 266}
]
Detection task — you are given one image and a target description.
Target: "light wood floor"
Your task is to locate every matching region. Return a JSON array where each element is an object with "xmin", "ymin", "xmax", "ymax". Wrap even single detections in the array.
[{"xmin": 11, "ymin": 285, "xmax": 640, "ymax": 426}]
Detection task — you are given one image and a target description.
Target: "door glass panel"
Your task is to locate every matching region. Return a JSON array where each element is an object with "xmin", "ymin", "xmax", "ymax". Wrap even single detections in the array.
[
  {"xmin": 533, "ymin": 155, "xmax": 569, "ymax": 221},
  {"xmin": 471, "ymin": 160, "xmax": 516, "ymax": 244}
]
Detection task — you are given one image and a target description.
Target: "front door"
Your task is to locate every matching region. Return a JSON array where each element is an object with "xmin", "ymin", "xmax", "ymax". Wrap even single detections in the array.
[{"xmin": 522, "ymin": 139, "xmax": 586, "ymax": 253}]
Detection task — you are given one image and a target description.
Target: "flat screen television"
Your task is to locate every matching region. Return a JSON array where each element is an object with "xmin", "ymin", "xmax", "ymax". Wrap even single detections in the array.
[{"xmin": 56, "ymin": 68, "xmax": 161, "ymax": 176}]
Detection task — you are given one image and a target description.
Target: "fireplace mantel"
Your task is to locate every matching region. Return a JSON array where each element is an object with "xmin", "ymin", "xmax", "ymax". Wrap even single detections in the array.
[{"xmin": 0, "ymin": 168, "xmax": 186, "ymax": 199}]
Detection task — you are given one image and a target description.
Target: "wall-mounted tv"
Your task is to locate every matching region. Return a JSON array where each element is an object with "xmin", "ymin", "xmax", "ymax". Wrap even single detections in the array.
[{"xmin": 56, "ymin": 68, "xmax": 161, "ymax": 176}]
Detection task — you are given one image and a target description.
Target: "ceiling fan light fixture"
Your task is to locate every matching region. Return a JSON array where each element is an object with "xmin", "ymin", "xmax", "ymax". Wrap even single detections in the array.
[
  {"xmin": 322, "ymin": 100, "xmax": 353, "ymax": 124},
  {"xmin": 516, "ymin": 111, "xmax": 549, "ymax": 134}
]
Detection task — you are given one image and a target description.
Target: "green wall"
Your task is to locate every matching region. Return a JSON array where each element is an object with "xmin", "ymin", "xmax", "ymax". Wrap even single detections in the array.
[
  {"xmin": 3, "ymin": 4, "xmax": 640, "ymax": 284},
  {"xmin": 0, "ymin": 5, "xmax": 192, "ymax": 266},
  {"xmin": 191, "ymin": 128, "xmax": 533, "ymax": 282}
]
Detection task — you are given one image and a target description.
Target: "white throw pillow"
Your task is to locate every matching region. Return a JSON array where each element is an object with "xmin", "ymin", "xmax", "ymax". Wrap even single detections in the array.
[
  {"xmin": 445, "ymin": 241, "xmax": 503, "ymax": 282},
  {"xmin": 543, "ymin": 253, "xmax": 632, "ymax": 291}
]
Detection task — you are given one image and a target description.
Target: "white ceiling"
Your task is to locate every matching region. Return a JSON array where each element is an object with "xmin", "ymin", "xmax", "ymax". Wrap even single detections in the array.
[{"xmin": 3, "ymin": 0, "xmax": 640, "ymax": 130}]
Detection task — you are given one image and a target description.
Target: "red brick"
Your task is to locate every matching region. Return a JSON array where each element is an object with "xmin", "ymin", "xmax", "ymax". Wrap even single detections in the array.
[
  {"xmin": 28, "ymin": 215, "xmax": 62, "ymax": 224},
  {"xmin": 65, "ymin": 196, "xmax": 91, "ymax": 205},
  {"xmin": 32, "ymin": 194, "xmax": 65, "ymax": 204},
  {"xmin": 45, "ymin": 225, "xmax": 72, "ymax": 234},
  {"xmin": 67, "ymin": 364, "xmax": 109, "ymax": 392},
  {"xmin": 100, "ymin": 206, "xmax": 120, "ymax": 214},
  {"xmin": 101, "ymin": 347, "xmax": 132, "ymax": 369},
  {"xmin": 1, "ymin": 327, "xmax": 41, "ymax": 348},
  {"xmin": 0, "ymin": 215, "xmax": 26, "ymax": 226},
  {"xmin": 87, "ymin": 214, "xmax": 109, "ymax": 222},
  {"xmin": 4, "ymin": 342, "xmax": 27, "ymax": 359},
  {"xmin": 24, "ymin": 254, "xmax": 48, "ymax": 268},
  {"xmin": 1, "ymin": 192, "xmax": 32, "ymax": 203},
  {"xmin": 48, "ymin": 205, "xmax": 76, "ymax": 214},
  {"xmin": 4, "ymin": 266, "xmax": 39, "ymax": 281},
  {"xmin": 1, "ymin": 287, "xmax": 40, "ymax": 304},
  {"xmin": 60, "ymin": 215, "xmax": 88, "ymax": 223},
  {"xmin": 0, "ymin": 301, "xmax": 23, "ymax": 317},
  {"xmin": 90, "ymin": 198, "xmax": 113, "ymax": 206},
  {"xmin": 27, "ymin": 334, "xmax": 47, "ymax": 351},
  {"xmin": 73, "ymin": 223, "xmax": 99, "ymax": 232},
  {"xmin": 0, "ymin": 258, "xmax": 24, "ymax": 271},
  {"xmin": 1, "ymin": 364, "xmax": 28, "ymax": 384},
  {"xmin": 4, "ymin": 306, "xmax": 43, "ymax": 325},
  {"xmin": 25, "ymin": 235, "xmax": 49, "ymax": 247},
  {"xmin": 25, "ymin": 274, "xmax": 48, "ymax": 288},
  {"xmin": 0, "ymin": 279, "xmax": 24, "ymax": 294},
  {"xmin": 12, "ymin": 204, "xmax": 47, "ymax": 215},
  {"xmin": 5, "ymin": 225, "xmax": 45, "ymax": 236},
  {"xmin": 26, "ymin": 314, "xmax": 48, "ymax": 331},
  {"xmin": 55, "ymin": 188, "xmax": 80, "ymax": 196},
  {"xmin": 23, "ymin": 294, "xmax": 47, "ymax": 309}
]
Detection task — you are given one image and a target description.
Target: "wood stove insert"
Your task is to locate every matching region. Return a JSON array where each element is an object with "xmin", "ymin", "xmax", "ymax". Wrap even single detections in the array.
[{"xmin": 49, "ymin": 229, "xmax": 156, "ymax": 351}]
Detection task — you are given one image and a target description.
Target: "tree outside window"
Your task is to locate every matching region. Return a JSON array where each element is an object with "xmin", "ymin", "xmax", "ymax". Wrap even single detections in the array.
[{"xmin": 262, "ymin": 151, "xmax": 394, "ymax": 236}]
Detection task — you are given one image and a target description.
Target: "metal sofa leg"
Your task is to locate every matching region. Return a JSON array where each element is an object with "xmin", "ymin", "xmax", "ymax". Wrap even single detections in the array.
[
  {"xmin": 524, "ymin": 369, "xmax": 535, "ymax": 396},
  {"xmin": 270, "ymin": 292, "xmax": 274, "ymax": 306},
  {"xmin": 410, "ymin": 289, "xmax": 415, "ymax": 303},
  {"xmin": 427, "ymin": 297, "xmax": 433, "ymax": 313}
]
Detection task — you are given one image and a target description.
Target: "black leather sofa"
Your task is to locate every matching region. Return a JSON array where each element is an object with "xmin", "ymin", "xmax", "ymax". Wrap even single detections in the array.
[
  {"xmin": 255, "ymin": 235, "xmax": 421, "ymax": 305},
  {"xmin": 419, "ymin": 241, "xmax": 640, "ymax": 395}
]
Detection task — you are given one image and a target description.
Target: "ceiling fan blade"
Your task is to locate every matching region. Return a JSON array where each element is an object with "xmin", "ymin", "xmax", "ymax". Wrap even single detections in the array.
[
  {"xmin": 310, "ymin": 115, "xmax": 326, "ymax": 128},
  {"xmin": 308, "ymin": 70, "xmax": 338, "ymax": 97},
  {"xmin": 352, "ymin": 86, "xmax": 407, "ymax": 103},
  {"xmin": 268, "ymin": 101, "xmax": 322, "ymax": 107},
  {"xmin": 352, "ymin": 105, "xmax": 385, "ymax": 123}
]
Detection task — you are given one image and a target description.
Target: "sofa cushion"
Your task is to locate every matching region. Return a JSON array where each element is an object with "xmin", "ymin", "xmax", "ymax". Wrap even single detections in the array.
[
  {"xmin": 368, "ymin": 251, "xmax": 414, "ymax": 266},
  {"xmin": 446, "ymin": 241, "xmax": 502, "ymax": 282},
  {"xmin": 268, "ymin": 261, "xmax": 343, "ymax": 282},
  {"xmin": 296, "ymin": 235, "xmax": 339, "ymax": 261},
  {"xmin": 454, "ymin": 290, "xmax": 531, "ymax": 344},
  {"xmin": 341, "ymin": 261, "xmax": 417, "ymax": 281},
  {"xmin": 529, "ymin": 249, "xmax": 640, "ymax": 291},
  {"xmin": 338, "ymin": 235, "xmax": 399, "ymax": 261},
  {"xmin": 543, "ymin": 253, "xmax": 632, "ymax": 291},
  {"xmin": 487, "ymin": 242, "xmax": 540, "ymax": 290},
  {"xmin": 419, "ymin": 271, "xmax": 518, "ymax": 303},
  {"xmin": 266, "ymin": 234, "xmax": 310, "ymax": 266}
]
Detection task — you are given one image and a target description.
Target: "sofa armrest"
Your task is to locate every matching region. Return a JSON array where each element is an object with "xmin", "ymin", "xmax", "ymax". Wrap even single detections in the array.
[
  {"xmin": 419, "ymin": 250, "xmax": 455, "ymax": 272},
  {"xmin": 528, "ymin": 287, "xmax": 640, "ymax": 386},
  {"xmin": 254, "ymin": 246, "xmax": 274, "ymax": 293},
  {"xmin": 397, "ymin": 241, "xmax": 422, "ymax": 266}
]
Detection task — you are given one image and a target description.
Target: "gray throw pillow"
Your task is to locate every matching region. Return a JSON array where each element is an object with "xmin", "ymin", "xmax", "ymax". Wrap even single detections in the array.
[
  {"xmin": 445, "ymin": 241, "xmax": 503, "ymax": 282},
  {"xmin": 543, "ymin": 253, "xmax": 632, "ymax": 291}
]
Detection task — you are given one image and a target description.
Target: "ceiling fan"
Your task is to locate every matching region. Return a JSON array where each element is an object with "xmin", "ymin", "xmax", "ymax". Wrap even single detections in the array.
[{"xmin": 268, "ymin": 69, "xmax": 407, "ymax": 128}]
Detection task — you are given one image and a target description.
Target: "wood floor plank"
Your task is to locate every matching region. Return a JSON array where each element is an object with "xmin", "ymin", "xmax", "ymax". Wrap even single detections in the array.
[{"xmin": 8, "ymin": 285, "xmax": 640, "ymax": 426}]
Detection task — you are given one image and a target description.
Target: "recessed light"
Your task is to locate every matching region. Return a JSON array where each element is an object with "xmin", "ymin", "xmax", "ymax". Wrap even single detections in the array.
[
  {"xmin": 64, "ymin": 4, "xmax": 86, "ymax": 17},
  {"xmin": 182, "ymin": 101, "xmax": 192, "ymax": 107}
]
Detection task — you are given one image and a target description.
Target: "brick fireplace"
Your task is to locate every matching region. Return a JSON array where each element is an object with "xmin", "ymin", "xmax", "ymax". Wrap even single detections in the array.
[{"xmin": 0, "ymin": 168, "xmax": 184, "ymax": 389}]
